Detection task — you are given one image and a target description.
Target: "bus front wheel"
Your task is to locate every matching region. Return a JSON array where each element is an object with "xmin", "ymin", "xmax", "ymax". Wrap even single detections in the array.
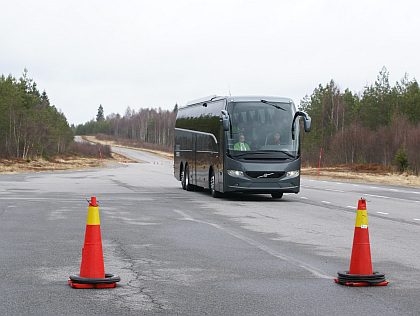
[
  {"xmin": 210, "ymin": 171, "xmax": 222, "ymax": 198},
  {"xmin": 271, "ymin": 192, "xmax": 283, "ymax": 199},
  {"xmin": 184, "ymin": 165, "xmax": 193, "ymax": 191}
]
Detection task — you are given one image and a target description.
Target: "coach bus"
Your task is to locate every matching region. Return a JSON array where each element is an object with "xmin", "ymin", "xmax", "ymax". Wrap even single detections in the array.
[{"xmin": 174, "ymin": 95, "xmax": 311, "ymax": 198}]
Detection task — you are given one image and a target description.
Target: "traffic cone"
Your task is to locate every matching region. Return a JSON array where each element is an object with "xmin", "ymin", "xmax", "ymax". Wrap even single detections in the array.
[
  {"xmin": 68, "ymin": 197, "xmax": 120, "ymax": 288},
  {"xmin": 335, "ymin": 198, "xmax": 388, "ymax": 286}
]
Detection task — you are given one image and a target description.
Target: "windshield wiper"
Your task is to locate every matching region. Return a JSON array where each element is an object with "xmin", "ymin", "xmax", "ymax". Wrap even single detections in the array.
[
  {"xmin": 233, "ymin": 152, "xmax": 250, "ymax": 157},
  {"xmin": 277, "ymin": 150, "xmax": 296, "ymax": 158},
  {"xmin": 259, "ymin": 150, "xmax": 296, "ymax": 158},
  {"xmin": 260, "ymin": 99, "xmax": 286, "ymax": 111}
]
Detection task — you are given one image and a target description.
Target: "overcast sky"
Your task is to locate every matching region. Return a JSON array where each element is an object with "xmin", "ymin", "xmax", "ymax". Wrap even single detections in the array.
[{"xmin": 1, "ymin": 0, "xmax": 419, "ymax": 125}]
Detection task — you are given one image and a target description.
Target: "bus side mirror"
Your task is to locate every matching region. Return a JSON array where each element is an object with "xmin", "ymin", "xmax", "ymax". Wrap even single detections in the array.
[
  {"xmin": 221, "ymin": 110, "xmax": 229, "ymax": 131},
  {"xmin": 302, "ymin": 113, "xmax": 311, "ymax": 132},
  {"xmin": 291, "ymin": 111, "xmax": 311, "ymax": 140}
]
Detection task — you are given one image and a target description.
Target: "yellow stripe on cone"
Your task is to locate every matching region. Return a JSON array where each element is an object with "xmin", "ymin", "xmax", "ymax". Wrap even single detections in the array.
[
  {"xmin": 355, "ymin": 209, "xmax": 368, "ymax": 228},
  {"xmin": 86, "ymin": 205, "xmax": 100, "ymax": 226}
]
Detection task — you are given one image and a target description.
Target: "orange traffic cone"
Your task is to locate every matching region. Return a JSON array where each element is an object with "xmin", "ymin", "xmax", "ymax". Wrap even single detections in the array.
[
  {"xmin": 68, "ymin": 197, "xmax": 120, "ymax": 288},
  {"xmin": 335, "ymin": 198, "xmax": 388, "ymax": 286}
]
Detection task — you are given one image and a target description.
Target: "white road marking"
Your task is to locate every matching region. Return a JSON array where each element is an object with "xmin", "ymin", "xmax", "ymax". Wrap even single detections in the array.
[
  {"xmin": 364, "ymin": 193, "xmax": 389, "ymax": 199},
  {"xmin": 325, "ymin": 188, "xmax": 345, "ymax": 193},
  {"xmin": 364, "ymin": 193, "xmax": 420, "ymax": 203}
]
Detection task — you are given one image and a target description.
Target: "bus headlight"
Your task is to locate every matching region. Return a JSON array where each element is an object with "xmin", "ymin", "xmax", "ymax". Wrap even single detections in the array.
[
  {"xmin": 227, "ymin": 170, "xmax": 244, "ymax": 177},
  {"xmin": 286, "ymin": 170, "xmax": 300, "ymax": 177}
]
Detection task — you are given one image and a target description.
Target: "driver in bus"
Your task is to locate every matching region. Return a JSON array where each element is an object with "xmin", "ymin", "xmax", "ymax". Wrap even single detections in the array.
[
  {"xmin": 234, "ymin": 134, "xmax": 250, "ymax": 151},
  {"xmin": 268, "ymin": 131, "xmax": 281, "ymax": 145}
]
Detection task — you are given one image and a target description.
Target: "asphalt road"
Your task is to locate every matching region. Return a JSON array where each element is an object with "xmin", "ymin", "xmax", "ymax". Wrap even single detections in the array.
[{"xmin": 1, "ymin": 148, "xmax": 419, "ymax": 315}]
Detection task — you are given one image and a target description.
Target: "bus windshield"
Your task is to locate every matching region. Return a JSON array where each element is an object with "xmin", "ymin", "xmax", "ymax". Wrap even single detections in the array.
[{"xmin": 227, "ymin": 100, "xmax": 299, "ymax": 159}]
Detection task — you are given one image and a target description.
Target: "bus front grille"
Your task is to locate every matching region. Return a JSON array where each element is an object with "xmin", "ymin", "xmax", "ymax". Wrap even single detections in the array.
[{"xmin": 245, "ymin": 171, "xmax": 285, "ymax": 178}]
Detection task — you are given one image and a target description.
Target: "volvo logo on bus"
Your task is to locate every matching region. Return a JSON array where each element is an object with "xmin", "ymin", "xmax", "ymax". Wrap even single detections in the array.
[{"xmin": 258, "ymin": 172, "xmax": 274, "ymax": 178}]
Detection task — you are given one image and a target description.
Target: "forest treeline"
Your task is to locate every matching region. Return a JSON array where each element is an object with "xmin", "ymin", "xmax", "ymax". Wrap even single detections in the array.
[
  {"xmin": 3, "ymin": 67, "xmax": 419, "ymax": 175},
  {"xmin": 75, "ymin": 105, "xmax": 178, "ymax": 151},
  {"xmin": 300, "ymin": 67, "xmax": 420, "ymax": 174},
  {"xmin": 0, "ymin": 69, "xmax": 74, "ymax": 159}
]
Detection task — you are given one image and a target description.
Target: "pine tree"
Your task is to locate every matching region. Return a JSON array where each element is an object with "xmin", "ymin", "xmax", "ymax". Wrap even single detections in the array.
[{"xmin": 96, "ymin": 104, "xmax": 104, "ymax": 122}]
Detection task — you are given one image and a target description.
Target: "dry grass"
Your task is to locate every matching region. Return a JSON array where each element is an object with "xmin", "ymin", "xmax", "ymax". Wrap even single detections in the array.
[
  {"xmin": 0, "ymin": 156, "xmax": 112, "ymax": 174},
  {"xmin": 301, "ymin": 166, "xmax": 420, "ymax": 188},
  {"xmin": 0, "ymin": 135, "xmax": 163, "ymax": 174}
]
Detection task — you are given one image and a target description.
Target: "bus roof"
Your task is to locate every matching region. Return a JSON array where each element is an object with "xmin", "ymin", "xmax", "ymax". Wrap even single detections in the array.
[{"xmin": 185, "ymin": 95, "xmax": 294, "ymax": 107}]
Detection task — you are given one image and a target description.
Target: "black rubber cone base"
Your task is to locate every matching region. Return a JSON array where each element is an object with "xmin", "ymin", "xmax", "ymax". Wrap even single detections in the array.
[
  {"xmin": 334, "ymin": 271, "xmax": 388, "ymax": 286},
  {"xmin": 68, "ymin": 273, "xmax": 121, "ymax": 288}
]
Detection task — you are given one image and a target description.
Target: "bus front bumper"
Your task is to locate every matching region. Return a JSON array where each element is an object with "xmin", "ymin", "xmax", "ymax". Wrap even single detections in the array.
[{"xmin": 226, "ymin": 179, "xmax": 300, "ymax": 194}]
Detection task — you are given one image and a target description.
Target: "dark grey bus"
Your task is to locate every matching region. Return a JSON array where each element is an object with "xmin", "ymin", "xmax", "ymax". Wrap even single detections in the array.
[{"xmin": 174, "ymin": 95, "xmax": 311, "ymax": 198}]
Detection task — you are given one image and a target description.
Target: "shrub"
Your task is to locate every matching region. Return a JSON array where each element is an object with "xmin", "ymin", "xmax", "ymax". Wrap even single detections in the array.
[
  {"xmin": 68, "ymin": 142, "xmax": 112, "ymax": 158},
  {"xmin": 357, "ymin": 155, "xmax": 367, "ymax": 164},
  {"xmin": 394, "ymin": 143, "xmax": 409, "ymax": 172}
]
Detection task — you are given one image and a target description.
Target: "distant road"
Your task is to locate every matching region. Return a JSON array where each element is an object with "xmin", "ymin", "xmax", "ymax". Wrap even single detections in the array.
[
  {"xmin": 1, "ymin": 145, "xmax": 419, "ymax": 315},
  {"xmin": 75, "ymin": 135, "xmax": 169, "ymax": 164},
  {"xmin": 110, "ymin": 145, "xmax": 169, "ymax": 164}
]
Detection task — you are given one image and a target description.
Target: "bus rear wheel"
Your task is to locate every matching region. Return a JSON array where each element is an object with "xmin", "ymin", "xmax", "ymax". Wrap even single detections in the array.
[
  {"xmin": 271, "ymin": 192, "xmax": 283, "ymax": 199},
  {"xmin": 181, "ymin": 167, "xmax": 186, "ymax": 190}
]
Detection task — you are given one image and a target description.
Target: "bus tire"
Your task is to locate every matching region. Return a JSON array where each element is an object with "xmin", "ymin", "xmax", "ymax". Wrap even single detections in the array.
[
  {"xmin": 185, "ymin": 165, "xmax": 194, "ymax": 191},
  {"xmin": 210, "ymin": 171, "xmax": 222, "ymax": 198},
  {"xmin": 181, "ymin": 166, "xmax": 187, "ymax": 190},
  {"xmin": 271, "ymin": 192, "xmax": 283, "ymax": 199}
]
